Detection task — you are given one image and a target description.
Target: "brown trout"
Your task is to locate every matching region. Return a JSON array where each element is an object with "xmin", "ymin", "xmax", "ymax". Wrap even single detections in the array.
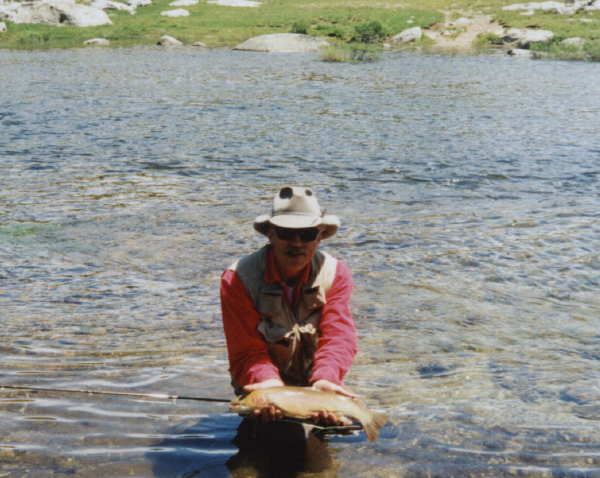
[{"xmin": 229, "ymin": 386, "xmax": 387, "ymax": 441}]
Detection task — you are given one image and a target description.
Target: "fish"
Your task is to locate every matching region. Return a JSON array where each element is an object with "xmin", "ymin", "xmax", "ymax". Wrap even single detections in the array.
[{"xmin": 229, "ymin": 386, "xmax": 387, "ymax": 441}]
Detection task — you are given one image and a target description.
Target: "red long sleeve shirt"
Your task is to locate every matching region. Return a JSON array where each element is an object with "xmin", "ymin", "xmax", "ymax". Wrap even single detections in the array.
[{"xmin": 220, "ymin": 248, "xmax": 357, "ymax": 388}]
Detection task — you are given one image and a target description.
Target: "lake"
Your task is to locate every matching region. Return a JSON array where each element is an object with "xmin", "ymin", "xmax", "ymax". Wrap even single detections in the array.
[{"xmin": 1, "ymin": 47, "xmax": 599, "ymax": 477}]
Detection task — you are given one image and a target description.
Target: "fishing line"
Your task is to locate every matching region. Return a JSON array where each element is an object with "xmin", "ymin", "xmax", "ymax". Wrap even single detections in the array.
[{"xmin": 0, "ymin": 384, "xmax": 231, "ymax": 403}]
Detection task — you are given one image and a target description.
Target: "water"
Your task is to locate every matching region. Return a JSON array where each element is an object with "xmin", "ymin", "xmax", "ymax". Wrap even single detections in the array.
[{"xmin": 1, "ymin": 48, "xmax": 599, "ymax": 477}]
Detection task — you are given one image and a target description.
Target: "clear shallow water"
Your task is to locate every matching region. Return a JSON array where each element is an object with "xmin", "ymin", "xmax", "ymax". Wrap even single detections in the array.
[{"xmin": 1, "ymin": 48, "xmax": 599, "ymax": 477}]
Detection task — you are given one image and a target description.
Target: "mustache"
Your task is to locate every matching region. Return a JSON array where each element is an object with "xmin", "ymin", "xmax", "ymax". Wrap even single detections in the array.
[{"xmin": 285, "ymin": 246, "xmax": 305, "ymax": 255}]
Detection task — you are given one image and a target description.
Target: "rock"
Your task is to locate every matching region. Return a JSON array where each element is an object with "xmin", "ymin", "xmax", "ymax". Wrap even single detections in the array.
[
  {"xmin": 502, "ymin": 1, "xmax": 589, "ymax": 14},
  {"xmin": 84, "ymin": 37, "xmax": 110, "ymax": 45},
  {"xmin": 504, "ymin": 27, "xmax": 554, "ymax": 47},
  {"xmin": 192, "ymin": 41, "xmax": 207, "ymax": 47},
  {"xmin": 0, "ymin": 21, "xmax": 6, "ymax": 32},
  {"xmin": 157, "ymin": 34, "xmax": 182, "ymax": 46},
  {"xmin": 1, "ymin": 2, "xmax": 60, "ymax": 24},
  {"xmin": 585, "ymin": 0, "xmax": 600, "ymax": 10},
  {"xmin": 91, "ymin": 0, "xmax": 135, "ymax": 14},
  {"xmin": 560, "ymin": 36, "xmax": 585, "ymax": 47},
  {"xmin": 2, "ymin": 0, "xmax": 112, "ymax": 26},
  {"xmin": 507, "ymin": 48, "xmax": 535, "ymax": 58},
  {"xmin": 51, "ymin": 0, "xmax": 112, "ymax": 26},
  {"xmin": 452, "ymin": 17, "xmax": 473, "ymax": 27},
  {"xmin": 234, "ymin": 33, "xmax": 330, "ymax": 53},
  {"xmin": 128, "ymin": 0, "xmax": 151, "ymax": 7},
  {"xmin": 169, "ymin": 0, "xmax": 197, "ymax": 6},
  {"xmin": 207, "ymin": 0, "xmax": 260, "ymax": 6},
  {"xmin": 160, "ymin": 8, "xmax": 189, "ymax": 16},
  {"xmin": 391, "ymin": 26, "xmax": 422, "ymax": 43}
]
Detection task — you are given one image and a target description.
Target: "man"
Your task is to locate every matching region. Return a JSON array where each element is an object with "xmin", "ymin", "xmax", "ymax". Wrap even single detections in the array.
[{"xmin": 220, "ymin": 186, "xmax": 357, "ymax": 424}]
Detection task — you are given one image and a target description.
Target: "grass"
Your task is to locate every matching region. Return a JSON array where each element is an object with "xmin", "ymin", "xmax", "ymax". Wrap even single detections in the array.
[
  {"xmin": 320, "ymin": 43, "xmax": 381, "ymax": 63},
  {"xmin": 0, "ymin": 0, "xmax": 599, "ymax": 62},
  {"xmin": 0, "ymin": 0, "xmax": 441, "ymax": 49}
]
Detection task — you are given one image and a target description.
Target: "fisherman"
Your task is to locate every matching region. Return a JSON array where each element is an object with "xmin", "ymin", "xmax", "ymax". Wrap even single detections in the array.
[{"xmin": 220, "ymin": 186, "xmax": 357, "ymax": 425}]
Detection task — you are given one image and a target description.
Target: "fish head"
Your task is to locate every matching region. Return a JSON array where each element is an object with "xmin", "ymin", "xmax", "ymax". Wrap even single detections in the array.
[{"xmin": 229, "ymin": 396, "xmax": 253, "ymax": 414}]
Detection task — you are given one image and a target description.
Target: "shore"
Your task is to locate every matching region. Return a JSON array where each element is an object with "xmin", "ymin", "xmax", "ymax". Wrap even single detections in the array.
[{"xmin": 1, "ymin": 0, "xmax": 599, "ymax": 60}]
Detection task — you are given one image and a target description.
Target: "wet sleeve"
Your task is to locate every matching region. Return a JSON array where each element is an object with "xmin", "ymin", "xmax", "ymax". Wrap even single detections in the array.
[
  {"xmin": 309, "ymin": 260, "xmax": 357, "ymax": 385},
  {"xmin": 220, "ymin": 269, "xmax": 281, "ymax": 388}
]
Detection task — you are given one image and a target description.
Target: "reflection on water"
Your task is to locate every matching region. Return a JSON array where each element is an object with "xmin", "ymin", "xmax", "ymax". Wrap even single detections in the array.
[{"xmin": 1, "ymin": 48, "xmax": 600, "ymax": 476}]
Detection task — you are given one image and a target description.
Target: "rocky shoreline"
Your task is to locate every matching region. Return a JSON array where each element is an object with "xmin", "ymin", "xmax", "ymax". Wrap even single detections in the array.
[{"xmin": 1, "ymin": 0, "xmax": 599, "ymax": 60}]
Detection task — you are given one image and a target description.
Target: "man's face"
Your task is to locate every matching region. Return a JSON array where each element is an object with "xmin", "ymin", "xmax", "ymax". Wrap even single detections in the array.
[{"xmin": 267, "ymin": 225, "xmax": 322, "ymax": 280}]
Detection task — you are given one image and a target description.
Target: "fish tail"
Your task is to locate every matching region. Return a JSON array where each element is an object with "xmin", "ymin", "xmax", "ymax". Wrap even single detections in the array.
[{"xmin": 362, "ymin": 412, "xmax": 388, "ymax": 441}]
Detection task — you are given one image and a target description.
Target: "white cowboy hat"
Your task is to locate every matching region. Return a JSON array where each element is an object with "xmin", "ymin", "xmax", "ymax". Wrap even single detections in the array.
[{"xmin": 254, "ymin": 186, "xmax": 340, "ymax": 240}]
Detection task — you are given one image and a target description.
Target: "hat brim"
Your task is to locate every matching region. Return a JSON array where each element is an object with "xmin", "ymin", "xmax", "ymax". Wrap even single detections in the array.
[{"xmin": 254, "ymin": 214, "xmax": 340, "ymax": 240}]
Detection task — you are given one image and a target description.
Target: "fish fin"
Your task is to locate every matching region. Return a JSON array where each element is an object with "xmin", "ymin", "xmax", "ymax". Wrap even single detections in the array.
[{"xmin": 361, "ymin": 412, "xmax": 388, "ymax": 441}]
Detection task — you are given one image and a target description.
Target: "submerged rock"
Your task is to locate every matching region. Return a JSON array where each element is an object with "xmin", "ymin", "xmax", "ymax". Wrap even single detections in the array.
[
  {"xmin": 507, "ymin": 48, "xmax": 535, "ymax": 58},
  {"xmin": 234, "ymin": 33, "xmax": 329, "ymax": 53}
]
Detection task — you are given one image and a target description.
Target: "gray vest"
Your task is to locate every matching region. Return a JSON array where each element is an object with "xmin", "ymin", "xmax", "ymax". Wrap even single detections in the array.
[{"xmin": 229, "ymin": 246, "xmax": 337, "ymax": 386}]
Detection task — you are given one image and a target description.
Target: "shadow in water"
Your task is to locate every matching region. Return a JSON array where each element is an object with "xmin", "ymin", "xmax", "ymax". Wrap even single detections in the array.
[{"xmin": 148, "ymin": 414, "xmax": 337, "ymax": 478}]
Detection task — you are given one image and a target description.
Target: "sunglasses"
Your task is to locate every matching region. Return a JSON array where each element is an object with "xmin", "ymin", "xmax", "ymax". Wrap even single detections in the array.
[{"xmin": 273, "ymin": 226, "xmax": 321, "ymax": 242}]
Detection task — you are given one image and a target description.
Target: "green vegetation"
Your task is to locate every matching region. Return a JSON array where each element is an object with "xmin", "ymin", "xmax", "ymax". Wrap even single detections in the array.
[
  {"xmin": 320, "ymin": 43, "xmax": 381, "ymax": 63},
  {"xmin": 0, "ymin": 0, "xmax": 599, "ymax": 62},
  {"xmin": 0, "ymin": 0, "xmax": 440, "ymax": 50},
  {"xmin": 351, "ymin": 21, "xmax": 386, "ymax": 44}
]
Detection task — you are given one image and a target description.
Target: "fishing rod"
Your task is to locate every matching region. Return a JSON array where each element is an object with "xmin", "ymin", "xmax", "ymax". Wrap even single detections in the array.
[
  {"xmin": 0, "ymin": 384, "xmax": 231, "ymax": 403},
  {"xmin": 0, "ymin": 384, "xmax": 364, "ymax": 433}
]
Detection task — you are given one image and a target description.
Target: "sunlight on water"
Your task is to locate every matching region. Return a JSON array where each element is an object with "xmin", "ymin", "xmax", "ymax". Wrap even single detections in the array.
[{"xmin": 1, "ymin": 48, "xmax": 599, "ymax": 477}]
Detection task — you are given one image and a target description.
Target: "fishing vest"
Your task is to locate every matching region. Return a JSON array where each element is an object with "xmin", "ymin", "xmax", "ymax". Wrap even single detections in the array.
[{"xmin": 228, "ymin": 246, "xmax": 337, "ymax": 388}]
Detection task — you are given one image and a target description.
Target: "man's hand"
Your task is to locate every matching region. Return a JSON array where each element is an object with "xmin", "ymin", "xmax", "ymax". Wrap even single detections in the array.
[
  {"xmin": 310, "ymin": 380, "xmax": 357, "ymax": 426},
  {"xmin": 243, "ymin": 379, "xmax": 284, "ymax": 423},
  {"xmin": 311, "ymin": 379, "xmax": 357, "ymax": 398}
]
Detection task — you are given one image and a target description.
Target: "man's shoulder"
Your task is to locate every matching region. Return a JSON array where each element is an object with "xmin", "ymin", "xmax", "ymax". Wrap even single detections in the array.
[{"xmin": 227, "ymin": 246, "xmax": 268, "ymax": 273}]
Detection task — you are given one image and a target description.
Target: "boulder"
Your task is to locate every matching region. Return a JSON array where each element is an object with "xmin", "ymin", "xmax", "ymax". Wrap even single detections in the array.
[
  {"xmin": 128, "ymin": 0, "xmax": 151, "ymax": 7},
  {"xmin": 160, "ymin": 8, "xmax": 189, "ymax": 16},
  {"xmin": 84, "ymin": 37, "xmax": 110, "ymax": 45},
  {"xmin": 449, "ymin": 17, "xmax": 473, "ymax": 27},
  {"xmin": 585, "ymin": 0, "xmax": 600, "ymax": 10},
  {"xmin": 91, "ymin": 0, "xmax": 135, "ymax": 14},
  {"xmin": 1, "ymin": 2, "xmax": 61, "ymax": 24},
  {"xmin": 2, "ymin": 0, "xmax": 112, "ymax": 26},
  {"xmin": 157, "ymin": 34, "xmax": 182, "ymax": 46},
  {"xmin": 0, "ymin": 3, "xmax": 17, "ymax": 22},
  {"xmin": 234, "ymin": 33, "xmax": 329, "ymax": 53},
  {"xmin": 504, "ymin": 28, "xmax": 554, "ymax": 47},
  {"xmin": 0, "ymin": 21, "xmax": 6, "ymax": 32},
  {"xmin": 391, "ymin": 26, "xmax": 422, "ymax": 44},
  {"xmin": 207, "ymin": 0, "xmax": 260, "ymax": 6},
  {"xmin": 54, "ymin": 0, "xmax": 112, "ymax": 26},
  {"xmin": 192, "ymin": 41, "xmax": 207, "ymax": 47},
  {"xmin": 169, "ymin": 0, "xmax": 197, "ymax": 6},
  {"xmin": 502, "ymin": 1, "xmax": 588, "ymax": 14}
]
